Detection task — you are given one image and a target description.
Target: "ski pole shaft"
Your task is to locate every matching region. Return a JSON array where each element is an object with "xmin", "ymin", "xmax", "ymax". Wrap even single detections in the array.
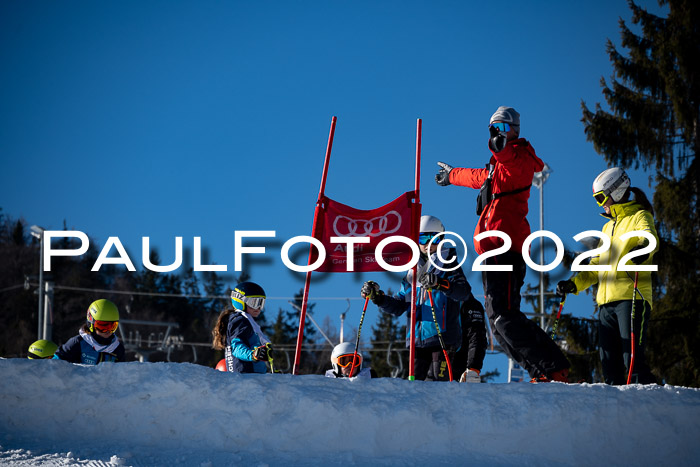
[
  {"xmin": 349, "ymin": 297, "xmax": 369, "ymax": 377},
  {"xmin": 626, "ymin": 272, "xmax": 639, "ymax": 385},
  {"xmin": 427, "ymin": 290, "xmax": 453, "ymax": 382},
  {"xmin": 550, "ymin": 295, "xmax": 566, "ymax": 340},
  {"xmin": 265, "ymin": 343, "xmax": 275, "ymax": 374}
]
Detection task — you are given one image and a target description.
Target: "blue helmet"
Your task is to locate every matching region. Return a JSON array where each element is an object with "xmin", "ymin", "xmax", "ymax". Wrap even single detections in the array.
[{"xmin": 230, "ymin": 282, "xmax": 266, "ymax": 311}]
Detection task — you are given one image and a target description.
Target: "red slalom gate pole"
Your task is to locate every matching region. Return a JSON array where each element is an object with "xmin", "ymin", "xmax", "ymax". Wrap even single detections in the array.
[
  {"xmin": 408, "ymin": 118, "xmax": 422, "ymax": 380},
  {"xmin": 293, "ymin": 116, "xmax": 336, "ymax": 375}
]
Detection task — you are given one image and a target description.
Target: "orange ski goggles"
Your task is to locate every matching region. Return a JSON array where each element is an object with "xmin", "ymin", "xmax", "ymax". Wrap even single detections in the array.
[
  {"xmin": 334, "ymin": 353, "xmax": 362, "ymax": 368},
  {"xmin": 93, "ymin": 320, "xmax": 119, "ymax": 334}
]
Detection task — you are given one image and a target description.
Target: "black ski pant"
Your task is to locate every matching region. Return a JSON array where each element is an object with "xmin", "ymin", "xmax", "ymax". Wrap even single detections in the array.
[
  {"xmin": 414, "ymin": 347, "xmax": 454, "ymax": 381},
  {"xmin": 452, "ymin": 295, "xmax": 487, "ymax": 378},
  {"xmin": 599, "ymin": 299, "xmax": 656, "ymax": 385},
  {"xmin": 482, "ymin": 251, "xmax": 570, "ymax": 379}
]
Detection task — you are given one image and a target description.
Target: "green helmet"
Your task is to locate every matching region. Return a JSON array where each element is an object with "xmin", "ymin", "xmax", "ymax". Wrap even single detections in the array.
[
  {"xmin": 86, "ymin": 299, "xmax": 120, "ymax": 333},
  {"xmin": 27, "ymin": 339, "xmax": 58, "ymax": 359}
]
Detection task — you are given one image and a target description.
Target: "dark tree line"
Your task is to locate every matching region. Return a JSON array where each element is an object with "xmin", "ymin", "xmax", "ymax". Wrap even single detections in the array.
[
  {"xmin": 0, "ymin": 211, "xmax": 321, "ymax": 372},
  {"xmin": 0, "ymin": 210, "xmax": 456, "ymax": 377}
]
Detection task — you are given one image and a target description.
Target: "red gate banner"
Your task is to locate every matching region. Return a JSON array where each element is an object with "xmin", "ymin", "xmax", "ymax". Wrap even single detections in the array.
[{"xmin": 311, "ymin": 191, "xmax": 419, "ymax": 272}]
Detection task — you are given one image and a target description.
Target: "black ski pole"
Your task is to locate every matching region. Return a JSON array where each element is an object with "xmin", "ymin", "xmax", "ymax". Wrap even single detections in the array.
[
  {"xmin": 265, "ymin": 342, "xmax": 276, "ymax": 374},
  {"xmin": 427, "ymin": 290, "xmax": 453, "ymax": 381},
  {"xmin": 626, "ymin": 272, "xmax": 640, "ymax": 385},
  {"xmin": 551, "ymin": 294, "xmax": 566, "ymax": 340},
  {"xmin": 349, "ymin": 297, "xmax": 369, "ymax": 377}
]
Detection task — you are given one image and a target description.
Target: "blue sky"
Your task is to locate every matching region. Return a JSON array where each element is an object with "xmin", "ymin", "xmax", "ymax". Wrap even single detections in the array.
[{"xmin": 0, "ymin": 1, "xmax": 666, "ymax": 380}]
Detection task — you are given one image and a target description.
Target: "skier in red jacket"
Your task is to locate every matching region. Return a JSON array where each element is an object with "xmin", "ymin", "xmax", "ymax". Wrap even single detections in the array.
[{"xmin": 435, "ymin": 106, "xmax": 570, "ymax": 383}]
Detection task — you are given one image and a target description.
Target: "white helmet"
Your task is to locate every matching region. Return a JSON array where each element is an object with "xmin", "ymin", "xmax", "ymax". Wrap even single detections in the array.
[
  {"xmin": 419, "ymin": 215, "xmax": 444, "ymax": 234},
  {"xmin": 331, "ymin": 341, "xmax": 363, "ymax": 374},
  {"xmin": 592, "ymin": 167, "xmax": 630, "ymax": 206}
]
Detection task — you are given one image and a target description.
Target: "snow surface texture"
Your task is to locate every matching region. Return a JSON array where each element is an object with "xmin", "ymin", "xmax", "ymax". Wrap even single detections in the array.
[{"xmin": 1, "ymin": 359, "xmax": 699, "ymax": 466}]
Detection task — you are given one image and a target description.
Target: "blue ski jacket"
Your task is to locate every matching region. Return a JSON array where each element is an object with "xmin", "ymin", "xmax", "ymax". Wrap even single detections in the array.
[
  {"xmin": 225, "ymin": 311, "xmax": 267, "ymax": 374},
  {"xmin": 53, "ymin": 330, "xmax": 125, "ymax": 365},
  {"xmin": 378, "ymin": 249, "xmax": 471, "ymax": 350}
]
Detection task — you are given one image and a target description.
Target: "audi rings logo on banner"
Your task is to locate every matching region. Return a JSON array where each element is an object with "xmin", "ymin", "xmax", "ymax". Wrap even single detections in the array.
[{"xmin": 332, "ymin": 211, "xmax": 402, "ymax": 237}]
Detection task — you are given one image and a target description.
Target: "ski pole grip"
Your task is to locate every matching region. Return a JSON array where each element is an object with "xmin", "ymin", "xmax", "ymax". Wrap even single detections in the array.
[{"xmin": 427, "ymin": 290, "xmax": 435, "ymax": 307}]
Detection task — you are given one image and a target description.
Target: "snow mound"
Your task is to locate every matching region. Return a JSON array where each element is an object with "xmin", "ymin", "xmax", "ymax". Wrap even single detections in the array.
[{"xmin": 1, "ymin": 358, "xmax": 699, "ymax": 466}]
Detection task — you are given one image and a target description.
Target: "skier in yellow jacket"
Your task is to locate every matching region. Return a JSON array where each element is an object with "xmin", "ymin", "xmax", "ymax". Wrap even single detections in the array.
[{"xmin": 557, "ymin": 168, "xmax": 658, "ymax": 384}]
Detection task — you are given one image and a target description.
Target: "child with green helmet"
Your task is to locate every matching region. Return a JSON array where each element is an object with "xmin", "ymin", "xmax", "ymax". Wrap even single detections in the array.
[
  {"xmin": 27, "ymin": 339, "xmax": 58, "ymax": 359},
  {"xmin": 54, "ymin": 299, "xmax": 126, "ymax": 364}
]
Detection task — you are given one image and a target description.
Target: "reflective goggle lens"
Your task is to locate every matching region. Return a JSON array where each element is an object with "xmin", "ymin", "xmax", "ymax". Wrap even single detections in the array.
[
  {"xmin": 335, "ymin": 353, "xmax": 361, "ymax": 368},
  {"xmin": 419, "ymin": 233, "xmax": 437, "ymax": 245},
  {"xmin": 489, "ymin": 122, "xmax": 511, "ymax": 132},
  {"xmin": 593, "ymin": 191, "xmax": 609, "ymax": 206},
  {"xmin": 28, "ymin": 352, "xmax": 52, "ymax": 359},
  {"xmin": 94, "ymin": 320, "xmax": 118, "ymax": 334},
  {"xmin": 244, "ymin": 296, "xmax": 266, "ymax": 310}
]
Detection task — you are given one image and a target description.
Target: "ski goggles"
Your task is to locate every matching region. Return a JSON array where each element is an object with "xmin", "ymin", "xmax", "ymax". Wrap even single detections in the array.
[
  {"xmin": 93, "ymin": 320, "xmax": 119, "ymax": 334},
  {"xmin": 418, "ymin": 232, "xmax": 439, "ymax": 245},
  {"xmin": 593, "ymin": 190, "xmax": 610, "ymax": 206},
  {"xmin": 334, "ymin": 353, "xmax": 362, "ymax": 368},
  {"xmin": 242, "ymin": 295, "xmax": 266, "ymax": 310},
  {"xmin": 489, "ymin": 122, "xmax": 517, "ymax": 132},
  {"xmin": 28, "ymin": 352, "xmax": 53, "ymax": 359}
]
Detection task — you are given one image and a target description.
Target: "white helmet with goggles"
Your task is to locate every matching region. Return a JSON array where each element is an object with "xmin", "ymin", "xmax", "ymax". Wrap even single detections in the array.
[
  {"xmin": 331, "ymin": 341, "xmax": 363, "ymax": 375},
  {"xmin": 592, "ymin": 167, "xmax": 630, "ymax": 206},
  {"xmin": 419, "ymin": 215, "xmax": 445, "ymax": 246}
]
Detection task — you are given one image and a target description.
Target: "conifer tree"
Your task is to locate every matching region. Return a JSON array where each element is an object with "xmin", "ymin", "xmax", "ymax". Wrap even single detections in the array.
[
  {"xmin": 288, "ymin": 289, "xmax": 321, "ymax": 373},
  {"xmin": 203, "ymin": 270, "xmax": 227, "ymax": 315},
  {"xmin": 582, "ymin": 0, "xmax": 700, "ymax": 386},
  {"xmin": 369, "ymin": 310, "xmax": 407, "ymax": 378}
]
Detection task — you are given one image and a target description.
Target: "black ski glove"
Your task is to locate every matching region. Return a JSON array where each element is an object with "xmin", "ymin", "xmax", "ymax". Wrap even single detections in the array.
[
  {"xmin": 361, "ymin": 280, "xmax": 385, "ymax": 305},
  {"xmin": 488, "ymin": 126, "xmax": 507, "ymax": 153},
  {"xmin": 629, "ymin": 244, "xmax": 650, "ymax": 264},
  {"xmin": 418, "ymin": 273, "xmax": 450, "ymax": 291},
  {"xmin": 435, "ymin": 161, "xmax": 453, "ymax": 186},
  {"xmin": 252, "ymin": 344, "xmax": 271, "ymax": 361},
  {"xmin": 556, "ymin": 280, "xmax": 576, "ymax": 296}
]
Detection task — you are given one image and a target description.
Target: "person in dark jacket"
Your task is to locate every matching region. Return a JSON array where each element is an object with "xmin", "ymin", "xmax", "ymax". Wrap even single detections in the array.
[
  {"xmin": 54, "ymin": 299, "xmax": 126, "ymax": 364},
  {"xmin": 361, "ymin": 215, "xmax": 471, "ymax": 381},
  {"xmin": 435, "ymin": 106, "xmax": 570, "ymax": 383},
  {"xmin": 452, "ymin": 295, "xmax": 488, "ymax": 383},
  {"xmin": 212, "ymin": 281, "xmax": 272, "ymax": 374}
]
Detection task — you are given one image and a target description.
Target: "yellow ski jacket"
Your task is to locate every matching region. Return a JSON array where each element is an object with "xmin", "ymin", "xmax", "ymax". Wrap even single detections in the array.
[{"xmin": 572, "ymin": 201, "xmax": 658, "ymax": 308}]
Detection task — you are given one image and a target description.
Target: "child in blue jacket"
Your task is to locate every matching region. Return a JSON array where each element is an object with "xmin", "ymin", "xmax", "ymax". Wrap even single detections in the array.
[
  {"xmin": 54, "ymin": 299, "xmax": 125, "ymax": 364},
  {"xmin": 361, "ymin": 215, "xmax": 471, "ymax": 381},
  {"xmin": 212, "ymin": 281, "xmax": 272, "ymax": 373}
]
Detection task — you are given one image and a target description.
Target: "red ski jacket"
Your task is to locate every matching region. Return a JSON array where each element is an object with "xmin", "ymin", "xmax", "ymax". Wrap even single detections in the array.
[{"xmin": 449, "ymin": 138, "xmax": 544, "ymax": 255}]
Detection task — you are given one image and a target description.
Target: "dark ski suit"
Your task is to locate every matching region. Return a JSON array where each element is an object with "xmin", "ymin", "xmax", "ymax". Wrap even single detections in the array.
[{"xmin": 377, "ymin": 249, "xmax": 471, "ymax": 381}]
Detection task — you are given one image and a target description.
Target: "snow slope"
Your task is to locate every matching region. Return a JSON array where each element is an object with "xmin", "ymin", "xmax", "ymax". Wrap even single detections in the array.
[{"xmin": 1, "ymin": 358, "xmax": 699, "ymax": 466}]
